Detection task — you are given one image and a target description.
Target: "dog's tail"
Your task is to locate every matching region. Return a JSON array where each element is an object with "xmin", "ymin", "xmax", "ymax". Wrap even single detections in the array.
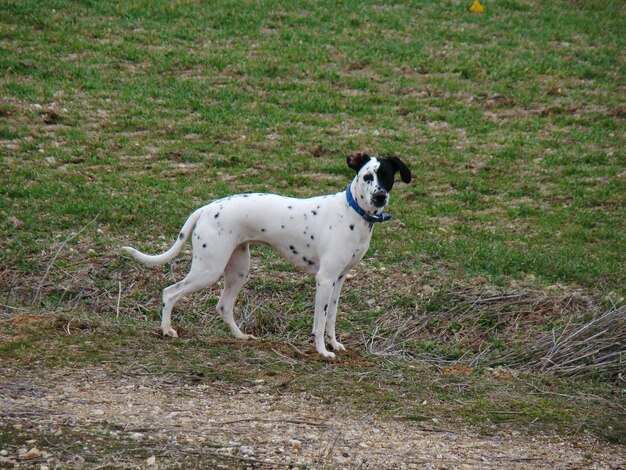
[{"xmin": 122, "ymin": 209, "xmax": 203, "ymax": 267}]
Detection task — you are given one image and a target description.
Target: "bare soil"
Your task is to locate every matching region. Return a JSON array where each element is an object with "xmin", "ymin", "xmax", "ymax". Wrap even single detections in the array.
[{"xmin": 1, "ymin": 366, "xmax": 623, "ymax": 469}]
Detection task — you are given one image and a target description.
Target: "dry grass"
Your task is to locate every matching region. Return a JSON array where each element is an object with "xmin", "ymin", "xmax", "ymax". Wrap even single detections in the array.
[
  {"xmin": 504, "ymin": 304, "xmax": 626, "ymax": 380},
  {"xmin": 367, "ymin": 283, "xmax": 624, "ymax": 381},
  {"xmin": 4, "ymin": 231, "xmax": 623, "ymax": 382}
]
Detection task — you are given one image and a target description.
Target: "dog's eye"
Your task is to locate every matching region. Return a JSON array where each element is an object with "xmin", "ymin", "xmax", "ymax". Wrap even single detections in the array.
[{"xmin": 363, "ymin": 174, "xmax": 373, "ymax": 182}]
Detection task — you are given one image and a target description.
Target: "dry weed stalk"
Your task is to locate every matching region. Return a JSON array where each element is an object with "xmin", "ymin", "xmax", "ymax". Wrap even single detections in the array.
[
  {"xmin": 371, "ymin": 286, "xmax": 624, "ymax": 380},
  {"xmin": 503, "ymin": 304, "xmax": 625, "ymax": 380}
]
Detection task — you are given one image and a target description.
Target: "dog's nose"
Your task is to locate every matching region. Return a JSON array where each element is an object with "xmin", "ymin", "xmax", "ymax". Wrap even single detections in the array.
[{"xmin": 371, "ymin": 191, "xmax": 387, "ymax": 207}]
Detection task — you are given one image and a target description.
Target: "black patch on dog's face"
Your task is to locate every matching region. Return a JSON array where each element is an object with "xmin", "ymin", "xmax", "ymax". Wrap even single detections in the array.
[
  {"xmin": 374, "ymin": 159, "xmax": 397, "ymax": 192},
  {"xmin": 374, "ymin": 157, "xmax": 412, "ymax": 192}
]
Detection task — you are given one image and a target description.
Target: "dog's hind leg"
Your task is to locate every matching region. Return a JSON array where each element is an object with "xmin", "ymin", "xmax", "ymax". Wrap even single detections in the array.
[
  {"xmin": 216, "ymin": 244, "xmax": 255, "ymax": 340},
  {"xmin": 161, "ymin": 248, "xmax": 231, "ymax": 338}
]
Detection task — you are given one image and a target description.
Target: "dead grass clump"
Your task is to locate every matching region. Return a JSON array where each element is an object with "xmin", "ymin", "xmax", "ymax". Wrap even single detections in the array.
[
  {"xmin": 42, "ymin": 109, "xmax": 62, "ymax": 125},
  {"xmin": 372, "ymin": 287, "xmax": 594, "ymax": 351},
  {"xmin": 502, "ymin": 304, "xmax": 625, "ymax": 381},
  {"xmin": 368, "ymin": 285, "xmax": 624, "ymax": 381}
]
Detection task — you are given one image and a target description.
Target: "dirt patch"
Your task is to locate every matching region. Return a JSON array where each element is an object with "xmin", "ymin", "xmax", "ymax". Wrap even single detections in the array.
[
  {"xmin": 1, "ymin": 367, "xmax": 623, "ymax": 469},
  {"xmin": 346, "ymin": 60, "xmax": 370, "ymax": 71}
]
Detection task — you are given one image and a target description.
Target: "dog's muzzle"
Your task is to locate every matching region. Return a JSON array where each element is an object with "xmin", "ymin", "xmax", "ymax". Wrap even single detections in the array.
[
  {"xmin": 372, "ymin": 191, "xmax": 387, "ymax": 207},
  {"xmin": 371, "ymin": 191, "xmax": 388, "ymax": 207}
]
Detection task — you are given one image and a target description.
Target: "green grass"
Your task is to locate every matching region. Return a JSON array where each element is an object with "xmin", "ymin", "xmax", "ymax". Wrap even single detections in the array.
[{"xmin": 2, "ymin": 0, "xmax": 624, "ymax": 292}]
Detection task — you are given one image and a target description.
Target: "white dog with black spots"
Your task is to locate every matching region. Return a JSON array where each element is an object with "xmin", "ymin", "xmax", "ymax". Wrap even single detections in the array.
[{"xmin": 123, "ymin": 152, "xmax": 411, "ymax": 357}]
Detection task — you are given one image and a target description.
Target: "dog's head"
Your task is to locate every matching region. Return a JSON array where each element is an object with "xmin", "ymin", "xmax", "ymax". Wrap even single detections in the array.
[{"xmin": 347, "ymin": 152, "xmax": 411, "ymax": 214}]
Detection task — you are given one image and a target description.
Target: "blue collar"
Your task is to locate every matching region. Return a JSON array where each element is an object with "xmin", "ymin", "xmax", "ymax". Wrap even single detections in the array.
[{"xmin": 345, "ymin": 184, "xmax": 392, "ymax": 223}]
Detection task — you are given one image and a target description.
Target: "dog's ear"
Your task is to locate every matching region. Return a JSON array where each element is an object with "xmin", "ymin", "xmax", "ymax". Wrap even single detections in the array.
[
  {"xmin": 388, "ymin": 156, "xmax": 411, "ymax": 184},
  {"xmin": 347, "ymin": 152, "xmax": 371, "ymax": 172}
]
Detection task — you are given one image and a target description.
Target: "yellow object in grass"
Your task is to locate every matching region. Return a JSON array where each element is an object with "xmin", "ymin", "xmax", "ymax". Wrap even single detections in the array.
[{"xmin": 469, "ymin": 0, "xmax": 485, "ymax": 13}]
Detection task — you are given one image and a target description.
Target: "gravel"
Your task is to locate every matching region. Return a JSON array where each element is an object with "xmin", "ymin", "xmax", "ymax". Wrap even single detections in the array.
[{"xmin": 1, "ymin": 367, "xmax": 623, "ymax": 469}]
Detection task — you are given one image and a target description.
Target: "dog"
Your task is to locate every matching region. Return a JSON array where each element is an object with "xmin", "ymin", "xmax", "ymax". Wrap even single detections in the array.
[{"xmin": 123, "ymin": 152, "xmax": 411, "ymax": 357}]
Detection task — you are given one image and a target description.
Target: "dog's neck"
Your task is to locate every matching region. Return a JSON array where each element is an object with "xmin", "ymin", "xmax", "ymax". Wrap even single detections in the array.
[{"xmin": 345, "ymin": 183, "xmax": 391, "ymax": 223}]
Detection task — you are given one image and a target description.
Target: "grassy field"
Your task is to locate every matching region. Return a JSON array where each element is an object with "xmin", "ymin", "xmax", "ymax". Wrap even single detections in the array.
[{"xmin": 1, "ymin": 0, "xmax": 625, "ymax": 464}]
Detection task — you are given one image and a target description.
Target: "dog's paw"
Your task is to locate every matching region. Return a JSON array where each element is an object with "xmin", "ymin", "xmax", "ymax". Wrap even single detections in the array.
[
  {"xmin": 328, "ymin": 340, "xmax": 346, "ymax": 351},
  {"xmin": 162, "ymin": 327, "xmax": 178, "ymax": 338},
  {"xmin": 319, "ymin": 350, "xmax": 336, "ymax": 359},
  {"xmin": 237, "ymin": 333, "xmax": 256, "ymax": 341}
]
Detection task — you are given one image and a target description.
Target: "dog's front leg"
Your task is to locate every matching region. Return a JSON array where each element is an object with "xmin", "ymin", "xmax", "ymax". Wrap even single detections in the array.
[
  {"xmin": 325, "ymin": 275, "xmax": 347, "ymax": 351},
  {"xmin": 312, "ymin": 273, "xmax": 337, "ymax": 358}
]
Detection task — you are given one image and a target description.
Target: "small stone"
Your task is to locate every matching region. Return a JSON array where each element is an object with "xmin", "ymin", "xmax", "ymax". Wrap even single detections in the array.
[
  {"xmin": 91, "ymin": 408, "xmax": 105, "ymax": 416},
  {"xmin": 146, "ymin": 455, "xmax": 156, "ymax": 465},
  {"xmin": 21, "ymin": 448, "xmax": 41, "ymax": 459}
]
